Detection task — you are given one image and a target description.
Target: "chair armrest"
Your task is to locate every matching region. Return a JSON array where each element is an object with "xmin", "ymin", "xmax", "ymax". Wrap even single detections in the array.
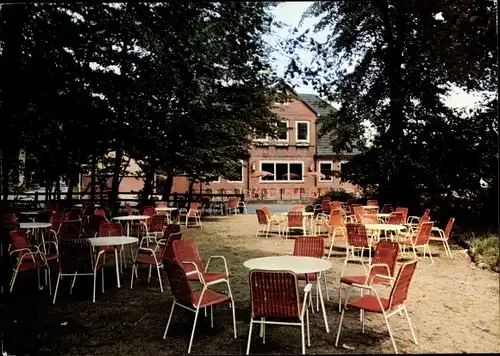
[
  {"xmin": 367, "ymin": 263, "xmax": 391, "ymax": 279},
  {"xmin": 180, "ymin": 261, "xmax": 205, "ymax": 283},
  {"xmin": 373, "ymin": 274, "xmax": 395, "ymax": 282},
  {"xmin": 205, "ymin": 278, "xmax": 229, "ymax": 287},
  {"xmin": 38, "ymin": 241, "xmax": 59, "ymax": 254},
  {"xmin": 138, "ymin": 236, "xmax": 157, "ymax": 248},
  {"xmin": 205, "ymin": 255, "xmax": 229, "ymax": 276},
  {"xmin": 9, "ymin": 247, "xmax": 34, "ymax": 257},
  {"xmin": 300, "ymin": 283, "xmax": 313, "ymax": 317},
  {"xmin": 350, "ymin": 283, "xmax": 376, "ymax": 292},
  {"xmin": 94, "ymin": 250, "xmax": 106, "ymax": 270},
  {"xmin": 407, "ymin": 216, "xmax": 420, "ymax": 224}
]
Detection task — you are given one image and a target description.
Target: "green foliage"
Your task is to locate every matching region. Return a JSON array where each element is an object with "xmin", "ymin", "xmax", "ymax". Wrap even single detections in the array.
[
  {"xmin": 467, "ymin": 234, "xmax": 499, "ymax": 272},
  {"xmin": 286, "ymin": 0, "xmax": 498, "ymax": 228},
  {"xmin": 314, "ymin": 188, "xmax": 355, "ymax": 206},
  {"xmin": 0, "ymin": 2, "xmax": 283, "ymax": 206}
]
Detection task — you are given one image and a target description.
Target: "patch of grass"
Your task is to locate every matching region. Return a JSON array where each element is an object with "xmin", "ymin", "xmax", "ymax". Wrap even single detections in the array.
[{"xmin": 467, "ymin": 234, "xmax": 499, "ymax": 272}]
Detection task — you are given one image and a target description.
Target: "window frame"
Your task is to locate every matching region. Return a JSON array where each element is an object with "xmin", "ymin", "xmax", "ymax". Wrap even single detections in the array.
[
  {"xmin": 275, "ymin": 120, "xmax": 289, "ymax": 143},
  {"xmin": 318, "ymin": 161, "xmax": 334, "ymax": 182},
  {"xmin": 295, "ymin": 120, "xmax": 310, "ymax": 144},
  {"xmin": 259, "ymin": 160, "xmax": 304, "ymax": 183},
  {"xmin": 227, "ymin": 160, "xmax": 244, "ymax": 183}
]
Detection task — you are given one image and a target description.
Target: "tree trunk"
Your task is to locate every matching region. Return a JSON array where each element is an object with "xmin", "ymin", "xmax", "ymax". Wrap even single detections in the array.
[
  {"xmin": 110, "ymin": 149, "xmax": 123, "ymax": 215},
  {"xmin": 142, "ymin": 168, "xmax": 155, "ymax": 204},
  {"xmin": 66, "ymin": 171, "xmax": 76, "ymax": 201},
  {"xmin": 1, "ymin": 152, "xmax": 12, "ymax": 201},
  {"xmin": 55, "ymin": 179, "xmax": 61, "ymax": 201},
  {"xmin": 160, "ymin": 171, "xmax": 174, "ymax": 202},
  {"xmin": 90, "ymin": 154, "xmax": 97, "ymax": 201},
  {"xmin": 187, "ymin": 179, "xmax": 195, "ymax": 208}
]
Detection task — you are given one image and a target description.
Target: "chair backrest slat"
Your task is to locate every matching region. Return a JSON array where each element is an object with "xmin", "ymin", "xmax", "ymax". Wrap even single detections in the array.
[
  {"xmin": 256, "ymin": 209, "xmax": 268, "ymax": 225},
  {"xmin": 59, "ymin": 239, "xmax": 94, "ymax": 274},
  {"xmin": 99, "ymin": 222, "xmax": 123, "ymax": 237},
  {"xmin": 249, "ymin": 270, "xmax": 300, "ymax": 319},
  {"xmin": 367, "ymin": 199, "xmax": 378, "ymax": 206},
  {"xmin": 293, "ymin": 236, "xmax": 324, "ymax": 258},
  {"xmin": 172, "ymin": 238, "xmax": 204, "ymax": 272},
  {"xmin": 395, "ymin": 207, "xmax": 408, "ymax": 222},
  {"xmin": 370, "ymin": 241, "xmax": 400, "ymax": 278},
  {"xmin": 388, "ymin": 260, "xmax": 418, "ymax": 308},
  {"xmin": 59, "ymin": 220, "xmax": 82, "ymax": 240},
  {"xmin": 414, "ymin": 221, "xmax": 433, "ymax": 245},
  {"xmin": 361, "ymin": 214, "xmax": 378, "ymax": 224},
  {"xmin": 444, "ymin": 217, "xmax": 455, "ymax": 239},
  {"xmin": 161, "ymin": 232, "xmax": 183, "ymax": 261},
  {"xmin": 329, "ymin": 209, "xmax": 344, "ymax": 229},
  {"xmin": 387, "ymin": 212, "xmax": 404, "ymax": 225},
  {"xmin": 10, "ymin": 229, "xmax": 31, "ymax": 250},
  {"xmin": 345, "ymin": 223, "xmax": 369, "ymax": 247},
  {"xmin": 163, "ymin": 258, "xmax": 194, "ymax": 306},
  {"xmin": 380, "ymin": 204, "xmax": 393, "ymax": 214},
  {"xmin": 287, "ymin": 211, "xmax": 303, "ymax": 227},
  {"xmin": 149, "ymin": 214, "xmax": 165, "ymax": 232}
]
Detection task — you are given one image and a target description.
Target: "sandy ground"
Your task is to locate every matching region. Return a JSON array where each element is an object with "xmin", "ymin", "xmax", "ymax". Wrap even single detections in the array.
[{"xmin": 2, "ymin": 214, "xmax": 499, "ymax": 355}]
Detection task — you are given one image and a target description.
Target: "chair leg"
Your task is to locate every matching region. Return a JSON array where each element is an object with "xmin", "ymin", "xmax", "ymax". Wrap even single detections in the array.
[
  {"xmin": 246, "ymin": 318, "xmax": 254, "ymax": 355},
  {"xmin": 301, "ymin": 317, "xmax": 306, "ymax": 354},
  {"xmin": 334, "ymin": 308, "xmax": 346, "ymax": 346},
  {"xmin": 427, "ymin": 244, "xmax": 434, "ymax": 263},
  {"xmin": 306, "ymin": 307, "xmax": 310, "ymax": 347},
  {"xmin": 130, "ymin": 265, "xmax": 136, "ymax": 289},
  {"xmin": 445, "ymin": 240, "xmax": 453, "ymax": 259},
  {"xmin": 52, "ymin": 273, "xmax": 61, "ymax": 304},
  {"xmin": 163, "ymin": 301, "xmax": 176, "ymax": 339},
  {"xmin": 156, "ymin": 265, "xmax": 164, "ymax": 292},
  {"xmin": 148, "ymin": 265, "xmax": 152, "ymax": 283},
  {"xmin": 47, "ymin": 267, "xmax": 52, "ymax": 295},
  {"xmin": 323, "ymin": 271, "xmax": 329, "ymax": 301},
  {"xmin": 403, "ymin": 306, "xmax": 418, "ymax": 345},
  {"xmin": 93, "ymin": 272, "xmax": 97, "ymax": 303},
  {"xmin": 101, "ymin": 267, "xmax": 105, "ymax": 293},
  {"xmin": 187, "ymin": 308, "xmax": 201, "ymax": 354},
  {"xmin": 383, "ymin": 312, "xmax": 398, "ymax": 354},
  {"xmin": 70, "ymin": 272, "xmax": 78, "ymax": 294},
  {"xmin": 210, "ymin": 305, "xmax": 214, "ymax": 328}
]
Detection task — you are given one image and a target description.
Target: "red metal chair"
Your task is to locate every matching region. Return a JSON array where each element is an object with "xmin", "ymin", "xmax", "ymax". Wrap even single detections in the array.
[
  {"xmin": 395, "ymin": 207, "xmax": 408, "ymax": 223},
  {"xmin": 340, "ymin": 223, "xmax": 374, "ymax": 279},
  {"xmin": 320, "ymin": 197, "xmax": 331, "ymax": 214},
  {"xmin": 172, "ymin": 238, "xmax": 229, "ymax": 284},
  {"xmin": 8, "ymin": 229, "xmax": 56, "ymax": 293},
  {"xmin": 94, "ymin": 208, "xmax": 106, "ymax": 218},
  {"xmin": 99, "ymin": 222, "xmax": 127, "ymax": 271},
  {"xmin": 338, "ymin": 241, "xmax": 400, "ymax": 311},
  {"xmin": 429, "ymin": 217, "xmax": 455, "ymax": 259},
  {"xmin": 159, "ymin": 231, "xmax": 182, "ymax": 261},
  {"xmin": 255, "ymin": 208, "xmax": 282, "ymax": 238},
  {"xmin": 367, "ymin": 199, "xmax": 378, "ymax": 207},
  {"xmin": 400, "ymin": 222, "xmax": 435, "ymax": 263},
  {"xmin": 335, "ymin": 260, "xmax": 419, "ymax": 354},
  {"xmin": 59, "ymin": 220, "xmax": 82, "ymax": 240},
  {"xmin": 181, "ymin": 202, "xmax": 202, "ymax": 228},
  {"xmin": 387, "ymin": 212, "xmax": 404, "ymax": 225},
  {"xmin": 3, "ymin": 213, "xmax": 17, "ymax": 223},
  {"xmin": 157, "ymin": 224, "xmax": 181, "ymax": 250},
  {"xmin": 352, "ymin": 205, "xmax": 364, "ymax": 222},
  {"xmin": 246, "ymin": 270, "xmax": 312, "ymax": 355},
  {"xmin": 143, "ymin": 206, "xmax": 155, "ymax": 217},
  {"xmin": 162, "ymin": 258, "xmax": 236, "ymax": 354},
  {"xmin": 294, "ymin": 237, "xmax": 328, "ymax": 322},
  {"xmin": 83, "ymin": 215, "xmax": 108, "ymax": 236},
  {"xmin": 380, "ymin": 204, "xmax": 393, "ymax": 214},
  {"xmin": 408, "ymin": 208, "xmax": 431, "ymax": 225},
  {"xmin": 284, "ymin": 211, "xmax": 306, "ymax": 239},
  {"xmin": 53, "ymin": 239, "xmax": 105, "ymax": 303},
  {"xmin": 143, "ymin": 214, "xmax": 165, "ymax": 241},
  {"xmin": 49, "ymin": 212, "xmax": 66, "ymax": 236}
]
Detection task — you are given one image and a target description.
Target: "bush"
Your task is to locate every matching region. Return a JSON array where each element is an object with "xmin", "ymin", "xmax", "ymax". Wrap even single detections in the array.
[
  {"xmin": 467, "ymin": 234, "xmax": 499, "ymax": 272},
  {"xmin": 314, "ymin": 188, "xmax": 356, "ymax": 206}
]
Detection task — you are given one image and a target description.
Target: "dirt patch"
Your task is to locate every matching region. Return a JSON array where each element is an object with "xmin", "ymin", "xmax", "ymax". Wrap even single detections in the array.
[{"xmin": 2, "ymin": 214, "xmax": 499, "ymax": 355}]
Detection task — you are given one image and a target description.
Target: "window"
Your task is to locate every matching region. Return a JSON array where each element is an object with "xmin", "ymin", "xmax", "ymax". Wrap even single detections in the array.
[
  {"xmin": 319, "ymin": 161, "xmax": 333, "ymax": 181},
  {"xmin": 260, "ymin": 161, "xmax": 303, "ymax": 182},
  {"xmin": 254, "ymin": 131, "xmax": 268, "ymax": 141},
  {"xmin": 227, "ymin": 160, "xmax": 244, "ymax": 183},
  {"xmin": 276, "ymin": 121, "xmax": 289, "ymax": 142},
  {"xmin": 338, "ymin": 160, "xmax": 349, "ymax": 181},
  {"xmin": 295, "ymin": 121, "xmax": 310, "ymax": 143}
]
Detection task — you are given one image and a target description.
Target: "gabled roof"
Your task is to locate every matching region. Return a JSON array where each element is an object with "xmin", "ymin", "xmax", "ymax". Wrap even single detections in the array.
[{"xmin": 295, "ymin": 92, "xmax": 360, "ymax": 157}]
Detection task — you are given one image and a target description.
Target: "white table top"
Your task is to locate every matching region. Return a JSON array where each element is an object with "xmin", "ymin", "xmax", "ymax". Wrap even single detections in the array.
[
  {"xmin": 364, "ymin": 223, "xmax": 405, "ymax": 230},
  {"xmin": 74, "ymin": 204, "xmax": 101, "ymax": 208},
  {"xmin": 362, "ymin": 206, "xmax": 379, "ymax": 210},
  {"xmin": 243, "ymin": 256, "xmax": 331, "ymax": 274},
  {"xmin": 112, "ymin": 215, "xmax": 151, "ymax": 221},
  {"xmin": 377, "ymin": 213, "xmax": 392, "ymax": 217},
  {"xmin": 88, "ymin": 236, "xmax": 138, "ymax": 246},
  {"xmin": 155, "ymin": 207, "xmax": 178, "ymax": 211},
  {"xmin": 19, "ymin": 222, "xmax": 52, "ymax": 229},
  {"xmin": 19, "ymin": 211, "xmax": 43, "ymax": 215},
  {"xmin": 279, "ymin": 212, "xmax": 314, "ymax": 216}
]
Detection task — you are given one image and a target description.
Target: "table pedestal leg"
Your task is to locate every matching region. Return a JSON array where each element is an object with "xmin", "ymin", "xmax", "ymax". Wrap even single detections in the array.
[
  {"xmin": 316, "ymin": 275, "xmax": 329, "ymax": 333},
  {"xmin": 115, "ymin": 249, "xmax": 121, "ymax": 288}
]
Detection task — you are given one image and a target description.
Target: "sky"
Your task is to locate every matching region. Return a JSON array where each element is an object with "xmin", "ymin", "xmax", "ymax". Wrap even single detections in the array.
[{"xmin": 269, "ymin": 1, "xmax": 487, "ymax": 109}]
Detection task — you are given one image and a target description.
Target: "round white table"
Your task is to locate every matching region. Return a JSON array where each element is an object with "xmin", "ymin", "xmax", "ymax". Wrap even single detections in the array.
[
  {"xmin": 112, "ymin": 215, "xmax": 151, "ymax": 237},
  {"xmin": 88, "ymin": 236, "xmax": 138, "ymax": 288},
  {"xmin": 19, "ymin": 222, "xmax": 52, "ymax": 251},
  {"xmin": 364, "ymin": 223, "xmax": 406, "ymax": 241},
  {"xmin": 244, "ymin": 256, "xmax": 331, "ymax": 333},
  {"xmin": 155, "ymin": 207, "xmax": 177, "ymax": 212},
  {"xmin": 74, "ymin": 203, "xmax": 101, "ymax": 208},
  {"xmin": 19, "ymin": 211, "xmax": 42, "ymax": 215}
]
